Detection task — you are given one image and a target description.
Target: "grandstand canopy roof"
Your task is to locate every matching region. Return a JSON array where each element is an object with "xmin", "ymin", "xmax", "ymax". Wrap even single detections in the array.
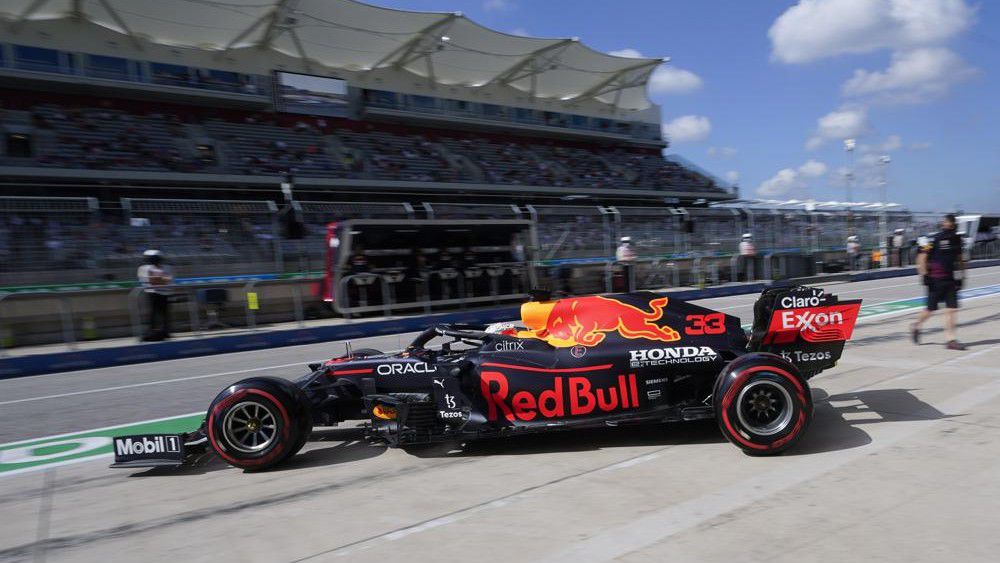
[{"xmin": 5, "ymin": 0, "xmax": 663, "ymax": 109}]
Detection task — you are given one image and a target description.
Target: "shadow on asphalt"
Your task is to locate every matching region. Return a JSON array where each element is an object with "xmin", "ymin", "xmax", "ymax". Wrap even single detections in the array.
[
  {"xmin": 789, "ymin": 387, "xmax": 958, "ymax": 456},
  {"xmin": 130, "ymin": 426, "xmax": 385, "ymax": 477},
  {"xmin": 425, "ymin": 421, "xmax": 727, "ymax": 458}
]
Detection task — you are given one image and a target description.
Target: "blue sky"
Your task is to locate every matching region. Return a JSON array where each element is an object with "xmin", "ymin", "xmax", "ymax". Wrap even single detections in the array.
[{"xmin": 368, "ymin": 0, "xmax": 998, "ymax": 212}]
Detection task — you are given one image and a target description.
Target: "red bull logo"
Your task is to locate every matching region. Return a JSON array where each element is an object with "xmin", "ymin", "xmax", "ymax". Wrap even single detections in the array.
[{"xmin": 519, "ymin": 295, "xmax": 681, "ymax": 348}]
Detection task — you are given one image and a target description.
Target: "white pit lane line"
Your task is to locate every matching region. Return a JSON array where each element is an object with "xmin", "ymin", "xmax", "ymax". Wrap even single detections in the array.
[{"xmin": 0, "ymin": 361, "xmax": 313, "ymax": 407}]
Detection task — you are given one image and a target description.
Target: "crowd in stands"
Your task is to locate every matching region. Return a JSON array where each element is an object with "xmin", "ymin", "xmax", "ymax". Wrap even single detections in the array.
[
  {"xmin": 1, "ymin": 100, "xmax": 723, "ymax": 193},
  {"xmin": 28, "ymin": 106, "xmax": 207, "ymax": 172}
]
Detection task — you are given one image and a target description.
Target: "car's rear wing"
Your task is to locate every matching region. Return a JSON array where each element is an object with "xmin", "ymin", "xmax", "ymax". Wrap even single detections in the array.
[{"xmin": 748, "ymin": 285, "xmax": 861, "ymax": 378}]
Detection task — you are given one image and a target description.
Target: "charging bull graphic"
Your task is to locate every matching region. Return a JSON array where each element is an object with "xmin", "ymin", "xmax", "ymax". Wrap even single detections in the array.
[{"xmin": 518, "ymin": 295, "xmax": 681, "ymax": 347}]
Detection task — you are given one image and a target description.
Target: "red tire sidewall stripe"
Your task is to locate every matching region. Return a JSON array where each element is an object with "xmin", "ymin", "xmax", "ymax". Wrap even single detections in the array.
[
  {"xmin": 720, "ymin": 365, "xmax": 807, "ymax": 451},
  {"xmin": 208, "ymin": 388, "xmax": 293, "ymax": 467}
]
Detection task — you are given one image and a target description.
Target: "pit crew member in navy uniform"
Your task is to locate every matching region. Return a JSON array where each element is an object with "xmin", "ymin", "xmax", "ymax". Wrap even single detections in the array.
[{"xmin": 912, "ymin": 214, "xmax": 966, "ymax": 350}]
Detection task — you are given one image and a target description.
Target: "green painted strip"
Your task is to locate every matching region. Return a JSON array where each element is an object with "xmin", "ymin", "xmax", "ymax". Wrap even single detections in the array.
[{"xmin": 0, "ymin": 413, "xmax": 202, "ymax": 476}]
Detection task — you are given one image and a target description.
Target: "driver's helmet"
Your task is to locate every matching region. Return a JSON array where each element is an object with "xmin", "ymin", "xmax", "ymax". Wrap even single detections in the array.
[{"xmin": 485, "ymin": 322, "xmax": 519, "ymax": 336}]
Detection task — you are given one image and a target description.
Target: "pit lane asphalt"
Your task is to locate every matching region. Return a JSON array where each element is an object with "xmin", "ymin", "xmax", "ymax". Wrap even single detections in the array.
[{"xmin": 3, "ymin": 269, "xmax": 1000, "ymax": 562}]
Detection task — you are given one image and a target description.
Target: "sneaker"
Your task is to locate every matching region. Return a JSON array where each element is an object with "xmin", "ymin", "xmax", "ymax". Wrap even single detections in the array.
[
  {"xmin": 910, "ymin": 324, "xmax": 920, "ymax": 344},
  {"xmin": 946, "ymin": 340, "xmax": 967, "ymax": 351}
]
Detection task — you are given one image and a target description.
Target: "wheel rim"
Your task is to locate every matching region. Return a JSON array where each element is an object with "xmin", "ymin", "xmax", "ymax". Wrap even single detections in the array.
[
  {"xmin": 735, "ymin": 379, "xmax": 794, "ymax": 436},
  {"xmin": 222, "ymin": 401, "xmax": 278, "ymax": 453}
]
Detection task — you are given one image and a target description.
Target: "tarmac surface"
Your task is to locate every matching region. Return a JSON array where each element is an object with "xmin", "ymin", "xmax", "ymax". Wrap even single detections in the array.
[{"xmin": 3, "ymin": 267, "xmax": 1000, "ymax": 562}]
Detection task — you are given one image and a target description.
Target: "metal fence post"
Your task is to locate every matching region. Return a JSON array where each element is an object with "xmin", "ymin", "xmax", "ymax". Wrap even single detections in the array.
[
  {"xmin": 0, "ymin": 292, "xmax": 10, "ymax": 357},
  {"xmin": 57, "ymin": 296, "xmax": 76, "ymax": 350},
  {"xmin": 186, "ymin": 286, "xmax": 202, "ymax": 336},
  {"xmin": 128, "ymin": 287, "xmax": 144, "ymax": 340},
  {"xmin": 244, "ymin": 280, "xmax": 258, "ymax": 330},
  {"xmin": 291, "ymin": 283, "xmax": 305, "ymax": 327}
]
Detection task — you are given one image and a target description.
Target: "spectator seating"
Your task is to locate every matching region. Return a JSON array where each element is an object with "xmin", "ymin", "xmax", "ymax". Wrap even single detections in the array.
[
  {"xmin": 2, "ymin": 101, "xmax": 724, "ymax": 193},
  {"xmin": 202, "ymin": 118, "xmax": 342, "ymax": 177},
  {"xmin": 30, "ymin": 106, "xmax": 205, "ymax": 172}
]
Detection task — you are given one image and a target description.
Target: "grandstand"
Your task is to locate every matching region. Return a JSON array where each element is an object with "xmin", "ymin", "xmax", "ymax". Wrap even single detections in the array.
[{"xmin": 0, "ymin": 0, "xmax": 959, "ymax": 293}]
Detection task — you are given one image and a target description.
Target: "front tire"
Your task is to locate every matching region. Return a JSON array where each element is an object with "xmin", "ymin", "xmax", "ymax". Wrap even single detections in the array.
[
  {"xmin": 714, "ymin": 354, "xmax": 811, "ymax": 456},
  {"xmin": 207, "ymin": 377, "xmax": 312, "ymax": 471}
]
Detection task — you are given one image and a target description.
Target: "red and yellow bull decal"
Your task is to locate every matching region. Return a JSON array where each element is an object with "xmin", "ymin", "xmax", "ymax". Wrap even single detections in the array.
[{"xmin": 517, "ymin": 295, "xmax": 681, "ymax": 348}]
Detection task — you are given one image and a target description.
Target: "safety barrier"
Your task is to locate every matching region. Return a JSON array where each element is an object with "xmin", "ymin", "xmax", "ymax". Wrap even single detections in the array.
[{"xmin": 0, "ymin": 291, "xmax": 79, "ymax": 356}]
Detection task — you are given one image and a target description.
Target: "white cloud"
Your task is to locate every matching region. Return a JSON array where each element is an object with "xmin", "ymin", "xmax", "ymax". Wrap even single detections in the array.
[
  {"xmin": 609, "ymin": 48, "xmax": 702, "ymax": 94},
  {"xmin": 806, "ymin": 105, "xmax": 868, "ymax": 149},
  {"xmin": 818, "ymin": 106, "xmax": 868, "ymax": 138},
  {"xmin": 799, "ymin": 159, "xmax": 828, "ymax": 177},
  {"xmin": 662, "ymin": 115, "xmax": 712, "ymax": 143},
  {"xmin": 707, "ymin": 146, "xmax": 738, "ymax": 159},
  {"xmin": 724, "ymin": 171, "xmax": 740, "ymax": 184},
  {"xmin": 758, "ymin": 160, "xmax": 828, "ymax": 196},
  {"xmin": 758, "ymin": 168, "xmax": 802, "ymax": 197},
  {"xmin": 509, "ymin": 27, "xmax": 529, "ymax": 37},
  {"xmin": 879, "ymin": 134, "xmax": 903, "ymax": 152},
  {"xmin": 483, "ymin": 0, "xmax": 514, "ymax": 12},
  {"xmin": 649, "ymin": 67, "xmax": 703, "ymax": 94},
  {"xmin": 842, "ymin": 47, "xmax": 975, "ymax": 104},
  {"xmin": 769, "ymin": 0, "xmax": 975, "ymax": 64},
  {"xmin": 805, "ymin": 136, "xmax": 826, "ymax": 151}
]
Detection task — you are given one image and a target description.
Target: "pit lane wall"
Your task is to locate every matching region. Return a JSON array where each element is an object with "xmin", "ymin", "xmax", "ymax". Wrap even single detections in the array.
[{"xmin": 2, "ymin": 260, "xmax": 999, "ymax": 379}]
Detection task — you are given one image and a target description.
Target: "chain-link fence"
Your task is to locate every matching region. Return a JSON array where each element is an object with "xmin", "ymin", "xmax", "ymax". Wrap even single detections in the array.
[
  {"xmin": 121, "ymin": 198, "xmax": 280, "ymax": 276},
  {"xmin": 613, "ymin": 206, "xmax": 683, "ymax": 257},
  {"xmin": 0, "ymin": 196, "xmax": 100, "ymax": 283},
  {"xmin": 528, "ymin": 205, "xmax": 614, "ymax": 260}
]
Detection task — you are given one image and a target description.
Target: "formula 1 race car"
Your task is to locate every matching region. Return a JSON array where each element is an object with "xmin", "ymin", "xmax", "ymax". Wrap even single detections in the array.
[{"xmin": 111, "ymin": 285, "xmax": 860, "ymax": 470}]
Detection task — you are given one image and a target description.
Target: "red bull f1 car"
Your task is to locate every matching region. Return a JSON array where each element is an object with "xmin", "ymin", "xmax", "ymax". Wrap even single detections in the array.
[{"xmin": 112, "ymin": 285, "xmax": 860, "ymax": 470}]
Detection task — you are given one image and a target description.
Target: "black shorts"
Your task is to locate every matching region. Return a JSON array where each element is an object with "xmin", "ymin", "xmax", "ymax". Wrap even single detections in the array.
[{"xmin": 926, "ymin": 278, "xmax": 959, "ymax": 311}]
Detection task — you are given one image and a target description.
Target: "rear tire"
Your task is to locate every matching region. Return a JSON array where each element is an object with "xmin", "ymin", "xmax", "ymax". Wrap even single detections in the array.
[
  {"xmin": 206, "ymin": 377, "xmax": 312, "ymax": 471},
  {"xmin": 714, "ymin": 354, "xmax": 811, "ymax": 456}
]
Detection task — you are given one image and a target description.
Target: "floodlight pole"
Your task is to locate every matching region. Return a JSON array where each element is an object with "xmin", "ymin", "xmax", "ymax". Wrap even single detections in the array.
[
  {"xmin": 843, "ymin": 139, "xmax": 855, "ymax": 203},
  {"xmin": 878, "ymin": 155, "xmax": 890, "ymax": 268},
  {"xmin": 843, "ymin": 138, "xmax": 856, "ymax": 239}
]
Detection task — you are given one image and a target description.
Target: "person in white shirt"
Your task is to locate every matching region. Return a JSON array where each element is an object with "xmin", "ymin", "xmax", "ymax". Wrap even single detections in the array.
[
  {"xmin": 846, "ymin": 235, "xmax": 861, "ymax": 271},
  {"xmin": 616, "ymin": 236, "xmax": 637, "ymax": 291},
  {"xmin": 892, "ymin": 228, "xmax": 906, "ymax": 266},
  {"xmin": 738, "ymin": 233, "xmax": 756, "ymax": 281},
  {"xmin": 137, "ymin": 249, "xmax": 173, "ymax": 341}
]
